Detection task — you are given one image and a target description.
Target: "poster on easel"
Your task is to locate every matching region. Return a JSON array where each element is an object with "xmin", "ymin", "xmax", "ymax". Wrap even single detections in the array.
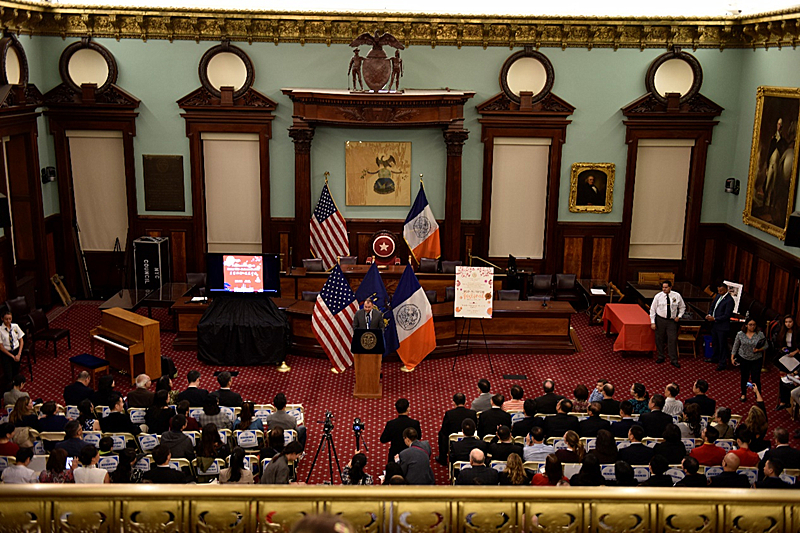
[
  {"xmin": 724, "ymin": 280, "xmax": 744, "ymax": 314},
  {"xmin": 454, "ymin": 266, "xmax": 494, "ymax": 319}
]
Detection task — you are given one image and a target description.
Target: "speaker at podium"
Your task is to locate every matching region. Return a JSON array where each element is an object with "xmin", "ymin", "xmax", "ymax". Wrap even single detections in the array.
[{"xmin": 351, "ymin": 329, "xmax": 385, "ymax": 399}]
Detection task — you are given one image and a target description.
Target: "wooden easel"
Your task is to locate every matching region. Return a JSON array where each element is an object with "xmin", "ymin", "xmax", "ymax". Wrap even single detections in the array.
[{"xmin": 50, "ymin": 274, "xmax": 75, "ymax": 307}]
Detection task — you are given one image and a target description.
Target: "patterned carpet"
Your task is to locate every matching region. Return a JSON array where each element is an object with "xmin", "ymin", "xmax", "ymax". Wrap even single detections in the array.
[{"xmin": 19, "ymin": 301, "xmax": 796, "ymax": 485}]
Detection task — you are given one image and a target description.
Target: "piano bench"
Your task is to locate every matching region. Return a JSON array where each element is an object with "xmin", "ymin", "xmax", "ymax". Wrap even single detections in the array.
[{"xmin": 70, "ymin": 353, "xmax": 110, "ymax": 389}]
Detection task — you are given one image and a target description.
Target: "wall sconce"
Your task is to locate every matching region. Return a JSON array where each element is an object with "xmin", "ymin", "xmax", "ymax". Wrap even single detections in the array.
[
  {"xmin": 41, "ymin": 167, "xmax": 56, "ymax": 183},
  {"xmin": 725, "ymin": 177, "xmax": 740, "ymax": 195}
]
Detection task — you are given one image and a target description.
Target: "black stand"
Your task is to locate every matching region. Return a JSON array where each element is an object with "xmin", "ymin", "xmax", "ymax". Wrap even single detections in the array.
[
  {"xmin": 305, "ymin": 430, "xmax": 342, "ymax": 485},
  {"xmin": 355, "ymin": 430, "xmax": 368, "ymax": 452},
  {"xmin": 452, "ymin": 317, "xmax": 493, "ymax": 373}
]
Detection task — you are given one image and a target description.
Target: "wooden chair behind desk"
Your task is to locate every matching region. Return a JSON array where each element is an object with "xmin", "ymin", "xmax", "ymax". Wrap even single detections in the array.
[{"xmin": 637, "ymin": 272, "xmax": 675, "ymax": 286}]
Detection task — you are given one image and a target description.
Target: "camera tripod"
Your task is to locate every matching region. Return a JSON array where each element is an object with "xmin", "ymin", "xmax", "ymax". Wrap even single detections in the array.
[{"xmin": 305, "ymin": 426, "xmax": 343, "ymax": 484}]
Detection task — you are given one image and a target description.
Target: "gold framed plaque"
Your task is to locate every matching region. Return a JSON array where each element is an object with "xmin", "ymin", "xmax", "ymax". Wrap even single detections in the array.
[{"xmin": 568, "ymin": 162, "xmax": 615, "ymax": 213}]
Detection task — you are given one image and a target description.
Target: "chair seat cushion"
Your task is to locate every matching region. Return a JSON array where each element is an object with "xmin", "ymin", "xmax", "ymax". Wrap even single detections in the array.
[{"xmin": 70, "ymin": 353, "xmax": 108, "ymax": 369}]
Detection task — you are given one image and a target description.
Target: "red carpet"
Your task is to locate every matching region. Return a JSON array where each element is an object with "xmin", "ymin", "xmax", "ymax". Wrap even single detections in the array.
[{"xmin": 19, "ymin": 301, "xmax": 796, "ymax": 485}]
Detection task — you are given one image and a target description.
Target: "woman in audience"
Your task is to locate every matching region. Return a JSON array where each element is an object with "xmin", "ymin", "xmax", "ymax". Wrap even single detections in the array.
[
  {"xmin": 38, "ymin": 448, "xmax": 75, "ymax": 483},
  {"xmin": 234, "ymin": 401, "xmax": 264, "ymax": 432},
  {"xmin": 73, "ymin": 444, "xmax": 110, "ymax": 484},
  {"xmin": 111, "ymin": 448, "xmax": 144, "ymax": 483},
  {"xmin": 569, "ymin": 453, "xmax": 605, "ymax": 486},
  {"xmin": 9, "ymin": 397, "xmax": 38, "ymax": 430},
  {"xmin": 628, "ymin": 383, "xmax": 650, "ymax": 415},
  {"xmin": 653, "ymin": 423, "xmax": 688, "ymax": 464},
  {"xmin": 196, "ymin": 422, "xmax": 231, "ymax": 473},
  {"xmin": 499, "ymin": 452, "xmax": 530, "ymax": 486},
  {"xmin": 586, "ymin": 429, "xmax": 617, "ymax": 464},
  {"xmin": 155, "ymin": 375, "xmax": 177, "ymax": 405},
  {"xmin": 555, "ymin": 430, "xmax": 584, "ymax": 464},
  {"xmin": 219, "ymin": 446, "xmax": 254, "ymax": 484},
  {"xmin": 92, "ymin": 375, "xmax": 117, "ymax": 409},
  {"xmin": 732, "ymin": 318, "xmax": 766, "ymax": 402},
  {"xmin": 174, "ymin": 400, "xmax": 201, "ymax": 431},
  {"xmin": 197, "ymin": 395, "xmax": 232, "ymax": 430},
  {"xmin": 744, "ymin": 387, "xmax": 770, "ymax": 453},
  {"xmin": 676, "ymin": 403, "xmax": 703, "ymax": 438},
  {"xmin": 612, "ymin": 460, "xmax": 637, "ymax": 487},
  {"xmin": 261, "ymin": 428, "xmax": 285, "ymax": 460},
  {"xmin": 572, "ymin": 384, "xmax": 590, "ymax": 414},
  {"xmin": 774, "ymin": 314, "xmax": 799, "ymax": 410},
  {"xmin": 77, "ymin": 399, "xmax": 101, "ymax": 432},
  {"xmin": 144, "ymin": 390, "xmax": 175, "ymax": 435},
  {"xmin": 342, "ymin": 452, "xmax": 372, "ymax": 485},
  {"xmin": 531, "ymin": 453, "xmax": 568, "ymax": 486}
]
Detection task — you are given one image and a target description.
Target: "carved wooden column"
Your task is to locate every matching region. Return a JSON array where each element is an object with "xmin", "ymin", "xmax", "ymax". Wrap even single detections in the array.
[
  {"xmin": 443, "ymin": 125, "xmax": 469, "ymax": 261},
  {"xmin": 289, "ymin": 122, "xmax": 315, "ymax": 267}
]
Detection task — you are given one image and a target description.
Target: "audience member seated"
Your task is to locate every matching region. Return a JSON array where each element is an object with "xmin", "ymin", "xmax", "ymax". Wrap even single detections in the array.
[
  {"xmin": 610, "ymin": 401, "xmax": 638, "ymax": 439},
  {"xmin": 512, "ymin": 399, "xmax": 543, "ymax": 438},
  {"xmin": 100, "ymin": 392, "xmax": 142, "ymax": 435},
  {"xmin": 760, "ymin": 428, "xmax": 800, "ymax": 472},
  {"xmin": 639, "ymin": 394, "xmax": 672, "ymax": 438},
  {"xmin": 4, "ymin": 374, "xmax": 29, "ymax": 406},
  {"xmin": 98, "ymin": 437, "xmax": 117, "ymax": 458},
  {"xmin": 9, "ymin": 396, "xmax": 39, "ymax": 430},
  {"xmin": 710, "ymin": 407, "xmax": 734, "ymax": 440},
  {"xmin": 569, "ymin": 454, "xmax": 605, "ymax": 486},
  {"xmin": 398, "ymin": 427, "xmax": 434, "ymax": 485},
  {"xmin": 684, "ymin": 379, "xmax": 716, "ymax": 417},
  {"xmin": 77, "ymin": 399, "xmax": 101, "ymax": 432},
  {"xmin": 756, "ymin": 459, "xmax": 793, "ymax": 489},
  {"xmin": 579, "ymin": 402, "xmax": 611, "ymax": 438},
  {"xmin": 437, "ymin": 392, "xmax": 477, "ymax": 465},
  {"xmin": 111, "ymin": 448, "xmax": 145, "ymax": 484},
  {"xmin": 612, "ymin": 461, "xmax": 637, "ymax": 487},
  {"xmin": 499, "ymin": 453, "xmax": 530, "ymax": 486},
  {"xmin": 477, "ymin": 394, "xmax": 512, "ymax": 437},
  {"xmin": 74, "ymin": 444, "xmax": 110, "ymax": 484},
  {"xmin": 586, "ymin": 429, "xmax": 618, "ymax": 465},
  {"xmin": 639, "ymin": 454, "xmax": 673, "ymax": 487},
  {"xmin": 543, "ymin": 400, "xmax": 580, "ymax": 439},
  {"xmin": 234, "ymin": 401, "xmax": 264, "ymax": 432},
  {"xmin": 488, "ymin": 425, "xmax": 524, "ymax": 461},
  {"xmin": 731, "ymin": 426, "xmax": 759, "ymax": 467},
  {"xmin": 160, "ymin": 414, "xmax": 196, "ymax": 460},
  {"xmin": 707, "ymin": 453, "xmax": 750, "ymax": 488},
  {"xmin": 523, "ymin": 426, "xmax": 554, "ymax": 463},
  {"xmin": 197, "ymin": 394, "xmax": 232, "ymax": 431},
  {"xmin": 532, "ymin": 453, "xmax": 568, "ymax": 486},
  {"xmin": 260, "ymin": 427, "xmax": 285, "ymax": 460},
  {"xmin": 589, "ymin": 379, "xmax": 608, "ymax": 404},
  {"xmin": 155, "ymin": 375, "xmax": 177, "ymax": 405},
  {"xmin": 555, "ymin": 430, "xmax": 584, "ymax": 464},
  {"xmin": 470, "ymin": 379, "xmax": 493, "ymax": 413},
  {"xmin": 663, "ymin": 382, "xmax": 683, "ymax": 417},
  {"xmin": 380, "ymin": 398, "xmax": 421, "ymax": 464},
  {"xmin": 144, "ymin": 390, "xmax": 175, "ymax": 435},
  {"xmin": 261, "ymin": 441, "xmax": 303, "ymax": 484},
  {"xmin": 599, "ymin": 384, "xmax": 620, "ymax": 416},
  {"xmin": 0, "ymin": 422, "xmax": 19, "ymax": 456},
  {"xmin": 674, "ymin": 456, "xmax": 708, "ymax": 487},
  {"xmin": 92, "ymin": 375, "xmax": 117, "ymax": 410},
  {"xmin": 617, "ymin": 425, "xmax": 655, "ymax": 465},
  {"xmin": 127, "ymin": 374, "xmax": 154, "ymax": 408},
  {"xmin": 572, "ymin": 384, "xmax": 590, "ymax": 414},
  {"xmin": 55, "ymin": 420, "xmax": 90, "ymax": 457},
  {"xmin": 196, "ymin": 422, "xmax": 231, "ymax": 470},
  {"xmin": 628, "ymin": 383, "xmax": 651, "ymax": 415},
  {"xmin": 342, "ymin": 452, "xmax": 373, "ymax": 485},
  {"xmin": 653, "ymin": 424, "xmax": 688, "ymax": 465},
  {"xmin": 266, "ymin": 392, "xmax": 306, "ymax": 447},
  {"xmin": 689, "ymin": 425, "xmax": 726, "ymax": 466},
  {"xmin": 175, "ymin": 400, "xmax": 200, "ymax": 431},
  {"xmin": 677, "ymin": 403, "xmax": 703, "ymax": 439},
  {"xmin": 175, "ymin": 370, "xmax": 209, "ymax": 406},
  {"xmin": 503, "ymin": 385, "xmax": 525, "ymax": 412},
  {"xmin": 219, "ymin": 447, "xmax": 254, "ymax": 484},
  {"xmin": 143, "ymin": 444, "xmax": 190, "ymax": 484},
  {"xmin": 64, "ymin": 371, "xmax": 94, "ymax": 408},
  {"xmin": 533, "ymin": 379, "xmax": 566, "ymax": 415},
  {"xmin": 210, "ymin": 371, "xmax": 243, "ymax": 408},
  {"xmin": 450, "ymin": 419, "xmax": 488, "ymax": 464},
  {"xmin": 38, "ymin": 448, "xmax": 74, "ymax": 484},
  {"xmin": 1, "ymin": 448, "xmax": 37, "ymax": 484},
  {"xmin": 38, "ymin": 401, "xmax": 68, "ymax": 432},
  {"xmin": 455, "ymin": 448, "xmax": 498, "ymax": 485}
]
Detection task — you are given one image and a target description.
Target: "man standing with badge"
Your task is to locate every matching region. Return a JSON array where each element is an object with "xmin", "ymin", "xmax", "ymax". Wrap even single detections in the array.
[
  {"xmin": 0, "ymin": 311, "xmax": 24, "ymax": 391},
  {"xmin": 706, "ymin": 282, "xmax": 735, "ymax": 371},
  {"xmin": 353, "ymin": 298, "xmax": 384, "ymax": 332},
  {"xmin": 650, "ymin": 281, "xmax": 686, "ymax": 368}
]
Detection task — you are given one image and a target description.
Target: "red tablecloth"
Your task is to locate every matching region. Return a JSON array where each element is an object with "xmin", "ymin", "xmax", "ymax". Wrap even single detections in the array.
[{"xmin": 602, "ymin": 304, "xmax": 656, "ymax": 352}]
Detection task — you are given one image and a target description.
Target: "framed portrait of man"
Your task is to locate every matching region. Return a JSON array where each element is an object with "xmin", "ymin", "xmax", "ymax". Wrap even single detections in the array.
[
  {"xmin": 743, "ymin": 86, "xmax": 800, "ymax": 240},
  {"xmin": 568, "ymin": 162, "xmax": 615, "ymax": 213}
]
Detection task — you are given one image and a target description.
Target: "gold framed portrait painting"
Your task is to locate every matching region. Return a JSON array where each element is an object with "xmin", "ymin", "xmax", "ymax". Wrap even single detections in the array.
[
  {"xmin": 743, "ymin": 86, "xmax": 800, "ymax": 240},
  {"xmin": 569, "ymin": 162, "xmax": 615, "ymax": 213},
  {"xmin": 345, "ymin": 141, "xmax": 411, "ymax": 206}
]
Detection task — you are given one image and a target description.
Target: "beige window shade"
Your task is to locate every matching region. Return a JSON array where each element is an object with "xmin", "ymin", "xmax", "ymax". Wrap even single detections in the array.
[
  {"xmin": 202, "ymin": 132, "xmax": 262, "ymax": 254},
  {"xmin": 629, "ymin": 139, "xmax": 694, "ymax": 260},
  {"xmin": 66, "ymin": 130, "xmax": 128, "ymax": 252},
  {"xmin": 488, "ymin": 137, "xmax": 551, "ymax": 259}
]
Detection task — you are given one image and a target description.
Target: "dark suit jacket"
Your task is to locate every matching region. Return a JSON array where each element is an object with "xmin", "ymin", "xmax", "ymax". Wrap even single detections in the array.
[
  {"xmin": 610, "ymin": 418, "xmax": 639, "ymax": 439},
  {"xmin": 684, "ymin": 395, "xmax": 717, "ymax": 417},
  {"xmin": 512, "ymin": 416, "xmax": 545, "ymax": 438},
  {"xmin": 756, "ymin": 476, "xmax": 793, "ymax": 489},
  {"xmin": 579, "ymin": 416, "xmax": 611, "ymax": 438},
  {"xmin": 599, "ymin": 398, "xmax": 621, "ymax": 416},
  {"xmin": 543, "ymin": 413, "xmax": 580, "ymax": 439},
  {"xmin": 99, "ymin": 411, "xmax": 142, "ymax": 435},
  {"xmin": 456, "ymin": 465, "xmax": 499, "ymax": 485},
  {"xmin": 653, "ymin": 441, "xmax": 687, "ymax": 464},
  {"xmin": 175, "ymin": 387, "xmax": 209, "ymax": 407},
  {"xmin": 477, "ymin": 407, "xmax": 512, "ymax": 437},
  {"xmin": 760, "ymin": 445, "xmax": 800, "ymax": 478},
  {"xmin": 380, "ymin": 415, "xmax": 422, "ymax": 462},
  {"xmin": 708, "ymin": 471, "xmax": 750, "ymax": 488},
  {"xmin": 439, "ymin": 406, "xmax": 477, "ymax": 438},
  {"xmin": 450, "ymin": 437, "xmax": 489, "ymax": 463},
  {"xmin": 63, "ymin": 381, "xmax": 94, "ymax": 407},
  {"xmin": 144, "ymin": 465, "xmax": 190, "ymax": 484},
  {"xmin": 352, "ymin": 308, "xmax": 385, "ymax": 330},
  {"xmin": 211, "ymin": 389, "xmax": 243, "ymax": 408},
  {"xmin": 617, "ymin": 443, "xmax": 655, "ymax": 465},
  {"xmin": 126, "ymin": 388, "xmax": 155, "ymax": 408},
  {"xmin": 533, "ymin": 393, "xmax": 566, "ymax": 415},
  {"xmin": 488, "ymin": 442, "xmax": 524, "ymax": 461},
  {"xmin": 639, "ymin": 410, "xmax": 673, "ymax": 438},
  {"xmin": 708, "ymin": 293, "xmax": 735, "ymax": 331}
]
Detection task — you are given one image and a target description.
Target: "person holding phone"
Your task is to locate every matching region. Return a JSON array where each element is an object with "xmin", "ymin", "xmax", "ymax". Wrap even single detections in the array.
[{"xmin": 731, "ymin": 318, "xmax": 766, "ymax": 403}]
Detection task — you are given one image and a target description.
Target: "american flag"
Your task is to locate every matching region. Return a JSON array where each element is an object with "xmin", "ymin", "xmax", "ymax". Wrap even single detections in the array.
[
  {"xmin": 311, "ymin": 184, "xmax": 349, "ymax": 270},
  {"xmin": 311, "ymin": 265, "xmax": 359, "ymax": 372}
]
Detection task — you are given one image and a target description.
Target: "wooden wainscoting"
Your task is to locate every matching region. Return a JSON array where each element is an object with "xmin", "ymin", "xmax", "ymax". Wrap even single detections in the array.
[
  {"xmin": 133, "ymin": 216, "xmax": 195, "ymax": 283},
  {"xmin": 555, "ymin": 223, "xmax": 623, "ymax": 283}
]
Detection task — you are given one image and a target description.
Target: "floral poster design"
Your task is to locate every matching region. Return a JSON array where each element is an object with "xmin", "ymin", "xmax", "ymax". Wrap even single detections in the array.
[{"xmin": 454, "ymin": 266, "xmax": 494, "ymax": 319}]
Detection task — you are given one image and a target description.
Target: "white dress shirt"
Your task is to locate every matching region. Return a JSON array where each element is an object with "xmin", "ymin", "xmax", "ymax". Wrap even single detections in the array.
[
  {"xmin": 0, "ymin": 323, "xmax": 24, "ymax": 352},
  {"xmin": 662, "ymin": 397, "xmax": 684, "ymax": 416},
  {"xmin": 649, "ymin": 291, "xmax": 686, "ymax": 323}
]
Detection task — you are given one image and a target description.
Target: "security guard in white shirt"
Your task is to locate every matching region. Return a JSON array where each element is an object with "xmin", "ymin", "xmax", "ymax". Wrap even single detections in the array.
[
  {"xmin": 0, "ymin": 311, "xmax": 24, "ymax": 388},
  {"xmin": 649, "ymin": 280, "xmax": 686, "ymax": 368}
]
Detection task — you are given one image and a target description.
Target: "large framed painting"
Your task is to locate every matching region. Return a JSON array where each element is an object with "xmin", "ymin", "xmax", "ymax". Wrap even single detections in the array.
[
  {"xmin": 743, "ymin": 86, "xmax": 800, "ymax": 240},
  {"xmin": 568, "ymin": 162, "xmax": 615, "ymax": 213},
  {"xmin": 345, "ymin": 141, "xmax": 411, "ymax": 206}
]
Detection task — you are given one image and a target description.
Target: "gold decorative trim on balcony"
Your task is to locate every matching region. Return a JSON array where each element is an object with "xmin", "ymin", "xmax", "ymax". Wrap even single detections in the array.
[
  {"xmin": 0, "ymin": 1, "xmax": 799, "ymax": 49},
  {"xmin": 1, "ymin": 485, "xmax": 800, "ymax": 532}
]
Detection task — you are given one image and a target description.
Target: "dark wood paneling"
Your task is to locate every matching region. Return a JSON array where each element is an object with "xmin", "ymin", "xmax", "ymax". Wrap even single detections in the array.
[
  {"xmin": 555, "ymin": 222, "xmax": 622, "ymax": 282},
  {"xmin": 702, "ymin": 239, "xmax": 715, "ymax": 286},
  {"xmin": 773, "ymin": 267, "xmax": 790, "ymax": 315},
  {"xmin": 592, "ymin": 237, "xmax": 613, "ymax": 281},
  {"xmin": 134, "ymin": 216, "xmax": 195, "ymax": 282},
  {"xmin": 725, "ymin": 242, "xmax": 737, "ymax": 280},
  {"xmin": 740, "ymin": 251, "xmax": 753, "ymax": 287},
  {"xmin": 753, "ymin": 259, "xmax": 770, "ymax": 302},
  {"xmin": 562, "ymin": 237, "xmax": 583, "ymax": 276}
]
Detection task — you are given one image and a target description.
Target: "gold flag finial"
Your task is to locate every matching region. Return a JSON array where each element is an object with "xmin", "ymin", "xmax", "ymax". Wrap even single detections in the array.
[
  {"xmin": 324, "ymin": 171, "xmax": 330, "ymax": 183},
  {"xmin": 419, "ymin": 173, "xmax": 424, "ymax": 185}
]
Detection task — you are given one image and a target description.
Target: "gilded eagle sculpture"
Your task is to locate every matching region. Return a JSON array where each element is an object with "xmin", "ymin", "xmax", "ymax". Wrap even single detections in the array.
[{"xmin": 349, "ymin": 30, "xmax": 405, "ymax": 92}]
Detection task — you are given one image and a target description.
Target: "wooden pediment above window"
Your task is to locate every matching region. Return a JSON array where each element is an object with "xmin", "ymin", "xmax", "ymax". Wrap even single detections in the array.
[
  {"xmin": 43, "ymin": 83, "xmax": 140, "ymax": 109},
  {"xmin": 177, "ymin": 86, "xmax": 277, "ymax": 111},
  {"xmin": 0, "ymin": 83, "xmax": 42, "ymax": 110},
  {"xmin": 622, "ymin": 92, "xmax": 723, "ymax": 119},
  {"xmin": 477, "ymin": 92, "xmax": 575, "ymax": 117}
]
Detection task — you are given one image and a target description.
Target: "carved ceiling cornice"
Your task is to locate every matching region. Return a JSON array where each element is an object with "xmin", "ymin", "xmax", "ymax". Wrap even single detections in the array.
[{"xmin": 0, "ymin": 1, "xmax": 799, "ymax": 50}]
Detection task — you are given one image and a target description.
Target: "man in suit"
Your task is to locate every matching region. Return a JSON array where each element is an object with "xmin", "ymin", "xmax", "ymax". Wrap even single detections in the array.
[
  {"xmin": 210, "ymin": 371, "xmax": 242, "ymax": 407},
  {"xmin": 456, "ymin": 448, "xmax": 498, "ymax": 485},
  {"xmin": 684, "ymin": 380, "xmax": 717, "ymax": 417},
  {"xmin": 708, "ymin": 453, "xmax": 750, "ymax": 488},
  {"xmin": 63, "ymin": 371, "xmax": 94, "ymax": 407},
  {"xmin": 352, "ymin": 297, "xmax": 384, "ymax": 330},
  {"xmin": 579, "ymin": 402, "xmax": 611, "ymax": 438},
  {"xmin": 617, "ymin": 425, "xmax": 655, "ymax": 465},
  {"xmin": 639, "ymin": 394, "xmax": 673, "ymax": 438},
  {"xmin": 599, "ymin": 383, "xmax": 620, "ymax": 415},
  {"xmin": 512, "ymin": 399, "xmax": 544, "ymax": 438},
  {"xmin": 760, "ymin": 428, "xmax": 800, "ymax": 476},
  {"xmin": 126, "ymin": 374, "xmax": 154, "ymax": 408},
  {"xmin": 99, "ymin": 392, "xmax": 142, "ymax": 436},
  {"xmin": 397, "ymin": 427, "xmax": 434, "ymax": 485},
  {"xmin": 488, "ymin": 425, "xmax": 524, "ymax": 461},
  {"xmin": 706, "ymin": 282, "xmax": 735, "ymax": 370},
  {"xmin": 543, "ymin": 399, "xmax": 580, "ymax": 439},
  {"xmin": 610, "ymin": 401, "xmax": 639, "ymax": 439},
  {"xmin": 175, "ymin": 370, "xmax": 209, "ymax": 406},
  {"xmin": 143, "ymin": 445, "xmax": 191, "ymax": 484},
  {"xmin": 450, "ymin": 418, "xmax": 489, "ymax": 464},
  {"xmin": 436, "ymin": 392, "xmax": 477, "ymax": 465},
  {"xmin": 380, "ymin": 398, "xmax": 421, "ymax": 463},
  {"xmin": 533, "ymin": 379, "xmax": 565, "ymax": 415},
  {"xmin": 756, "ymin": 459, "xmax": 793, "ymax": 489},
  {"xmin": 470, "ymin": 379, "xmax": 492, "ymax": 413},
  {"xmin": 477, "ymin": 394, "xmax": 512, "ymax": 437}
]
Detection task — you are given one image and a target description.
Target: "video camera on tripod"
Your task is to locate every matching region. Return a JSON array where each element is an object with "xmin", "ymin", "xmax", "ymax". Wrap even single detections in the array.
[
  {"xmin": 353, "ymin": 417, "xmax": 364, "ymax": 433},
  {"xmin": 319, "ymin": 411, "xmax": 335, "ymax": 434}
]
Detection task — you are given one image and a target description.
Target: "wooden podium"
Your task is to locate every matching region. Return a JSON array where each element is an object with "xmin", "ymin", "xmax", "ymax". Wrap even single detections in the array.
[{"xmin": 352, "ymin": 329, "xmax": 384, "ymax": 399}]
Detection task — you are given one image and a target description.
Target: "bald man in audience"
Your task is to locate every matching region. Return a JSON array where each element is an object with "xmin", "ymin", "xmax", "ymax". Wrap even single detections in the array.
[
  {"xmin": 455, "ymin": 449, "xmax": 499, "ymax": 485},
  {"xmin": 708, "ymin": 453, "xmax": 751, "ymax": 488}
]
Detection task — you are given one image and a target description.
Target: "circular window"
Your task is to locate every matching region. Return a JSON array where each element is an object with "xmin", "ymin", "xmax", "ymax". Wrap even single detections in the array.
[
  {"xmin": 199, "ymin": 42, "xmax": 254, "ymax": 99},
  {"xmin": 499, "ymin": 49, "xmax": 554, "ymax": 105},
  {"xmin": 0, "ymin": 35, "xmax": 28, "ymax": 86},
  {"xmin": 645, "ymin": 50, "xmax": 703, "ymax": 104},
  {"xmin": 59, "ymin": 39, "xmax": 118, "ymax": 94}
]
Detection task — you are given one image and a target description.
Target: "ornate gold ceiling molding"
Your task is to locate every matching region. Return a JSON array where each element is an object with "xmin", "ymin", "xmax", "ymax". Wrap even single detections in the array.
[{"xmin": 0, "ymin": 1, "xmax": 798, "ymax": 50}]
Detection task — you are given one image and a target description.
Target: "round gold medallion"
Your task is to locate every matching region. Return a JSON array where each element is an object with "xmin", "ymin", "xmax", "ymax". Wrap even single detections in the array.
[{"xmin": 360, "ymin": 331, "xmax": 377, "ymax": 351}]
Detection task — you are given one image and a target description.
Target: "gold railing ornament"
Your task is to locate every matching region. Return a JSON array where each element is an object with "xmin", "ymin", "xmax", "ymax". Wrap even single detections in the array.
[{"xmin": 277, "ymin": 361, "xmax": 291, "ymax": 373}]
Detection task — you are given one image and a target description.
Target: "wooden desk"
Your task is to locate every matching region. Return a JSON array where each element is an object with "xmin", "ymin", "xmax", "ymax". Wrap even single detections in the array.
[
  {"xmin": 602, "ymin": 304, "xmax": 656, "ymax": 353},
  {"xmin": 628, "ymin": 282, "xmax": 711, "ymax": 303}
]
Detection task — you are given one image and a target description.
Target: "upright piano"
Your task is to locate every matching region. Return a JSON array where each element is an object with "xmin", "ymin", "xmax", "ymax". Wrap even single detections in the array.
[{"xmin": 90, "ymin": 307, "xmax": 161, "ymax": 384}]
